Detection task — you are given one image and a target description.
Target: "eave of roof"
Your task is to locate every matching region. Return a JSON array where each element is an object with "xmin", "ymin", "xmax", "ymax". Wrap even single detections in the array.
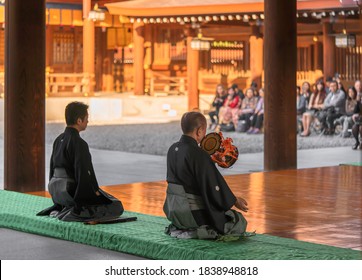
[{"xmin": 106, "ymin": 0, "xmax": 358, "ymax": 17}]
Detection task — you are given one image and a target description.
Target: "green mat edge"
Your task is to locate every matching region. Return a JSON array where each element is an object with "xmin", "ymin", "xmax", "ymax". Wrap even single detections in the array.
[
  {"xmin": 0, "ymin": 211, "xmax": 228, "ymax": 260},
  {"xmin": 340, "ymin": 162, "xmax": 362, "ymax": 166},
  {"xmin": 0, "ymin": 190, "xmax": 361, "ymax": 260}
]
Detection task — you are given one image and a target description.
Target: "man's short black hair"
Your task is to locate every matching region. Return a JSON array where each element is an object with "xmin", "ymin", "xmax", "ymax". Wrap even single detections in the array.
[
  {"xmin": 329, "ymin": 80, "xmax": 338, "ymax": 86},
  {"xmin": 65, "ymin": 102, "xmax": 89, "ymax": 126},
  {"xmin": 181, "ymin": 111, "xmax": 207, "ymax": 134}
]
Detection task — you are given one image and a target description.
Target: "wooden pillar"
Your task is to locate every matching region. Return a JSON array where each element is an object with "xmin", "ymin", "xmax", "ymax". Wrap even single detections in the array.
[
  {"xmin": 314, "ymin": 42, "xmax": 323, "ymax": 71},
  {"xmin": 323, "ymin": 22, "xmax": 335, "ymax": 80},
  {"xmin": 243, "ymin": 40, "xmax": 250, "ymax": 71},
  {"xmin": 46, "ymin": 25, "xmax": 53, "ymax": 68},
  {"xmin": 133, "ymin": 22, "xmax": 145, "ymax": 95},
  {"xmin": 187, "ymin": 30, "xmax": 199, "ymax": 110},
  {"xmin": 74, "ymin": 27, "xmax": 82, "ymax": 73},
  {"xmin": 5, "ymin": 0, "xmax": 45, "ymax": 192},
  {"xmin": 144, "ymin": 25, "xmax": 153, "ymax": 67},
  {"xmin": 144, "ymin": 24, "xmax": 153, "ymax": 95},
  {"xmin": 250, "ymin": 25, "xmax": 263, "ymax": 88},
  {"xmin": 95, "ymin": 27, "xmax": 106, "ymax": 92},
  {"xmin": 83, "ymin": 0, "xmax": 95, "ymax": 91},
  {"xmin": 308, "ymin": 45, "xmax": 313, "ymax": 71},
  {"xmin": 264, "ymin": 0, "xmax": 297, "ymax": 171}
]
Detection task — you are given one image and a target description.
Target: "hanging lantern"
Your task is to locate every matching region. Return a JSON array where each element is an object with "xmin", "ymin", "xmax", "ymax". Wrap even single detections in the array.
[
  {"xmin": 191, "ymin": 38, "xmax": 211, "ymax": 51},
  {"xmin": 335, "ymin": 34, "xmax": 356, "ymax": 48}
]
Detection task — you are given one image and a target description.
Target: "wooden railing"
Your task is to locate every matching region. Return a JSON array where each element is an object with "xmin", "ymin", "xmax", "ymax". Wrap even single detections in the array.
[
  {"xmin": 46, "ymin": 73, "xmax": 95, "ymax": 96},
  {"xmin": 198, "ymin": 69, "xmax": 251, "ymax": 94},
  {"xmin": 149, "ymin": 72, "xmax": 187, "ymax": 96},
  {"xmin": 296, "ymin": 70, "xmax": 323, "ymax": 87},
  {"xmin": 336, "ymin": 46, "xmax": 362, "ymax": 82}
]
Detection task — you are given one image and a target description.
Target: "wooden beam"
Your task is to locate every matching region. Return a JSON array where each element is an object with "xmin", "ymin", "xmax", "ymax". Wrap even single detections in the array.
[{"xmin": 106, "ymin": 0, "xmax": 351, "ymax": 17}]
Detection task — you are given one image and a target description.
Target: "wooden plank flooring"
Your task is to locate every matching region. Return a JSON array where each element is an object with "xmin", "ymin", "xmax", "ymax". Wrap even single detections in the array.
[{"xmin": 29, "ymin": 166, "xmax": 362, "ymax": 251}]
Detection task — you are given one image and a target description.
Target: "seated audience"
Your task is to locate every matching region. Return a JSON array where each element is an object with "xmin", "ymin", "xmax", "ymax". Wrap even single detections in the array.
[
  {"xmin": 297, "ymin": 84, "xmax": 308, "ymax": 115},
  {"xmin": 325, "ymin": 76, "xmax": 333, "ymax": 95},
  {"xmin": 317, "ymin": 80, "xmax": 346, "ymax": 135},
  {"xmin": 231, "ymin": 83, "xmax": 245, "ymax": 100},
  {"xmin": 352, "ymin": 99, "xmax": 362, "ymax": 150},
  {"xmin": 247, "ymin": 88, "xmax": 264, "ymax": 134},
  {"xmin": 208, "ymin": 84, "xmax": 227, "ymax": 130},
  {"xmin": 337, "ymin": 81, "xmax": 346, "ymax": 98},
  {"xmin": 235, "ymin": 88, "xmax": 257, "ymax": 132},
  {"xmin": 354, "ymin": 80, "xmax": 361, "ymax": 102},
  {"xmin": 338, "ymin": 86, "xmax": 357, "ymax": 138},
  {"xmin": 300, "ymin": 80, "xmax": 326, "ymax": 137},
  {"xmin": 217, "ymin": 87, "xmax": 240, "ymax": 132},
  {"xmin": 301, "ymin": 81, "xmax": 312, "ymax": 104},
  {"xmin": 250, "ymin": 81, "xmax": 258, "ymax": 96}
]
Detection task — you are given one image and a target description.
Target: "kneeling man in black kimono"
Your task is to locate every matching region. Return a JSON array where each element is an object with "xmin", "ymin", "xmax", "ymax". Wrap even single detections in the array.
[
  {"xmin": 37, "ymin": 102, "xmax": 124, "ymax": 222},
  {"xmin": 164, "ymin": 111, "xmax": 248, "ymax": 239}
]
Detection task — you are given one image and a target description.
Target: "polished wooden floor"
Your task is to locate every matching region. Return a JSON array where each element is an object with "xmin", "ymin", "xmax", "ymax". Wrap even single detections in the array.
[{"xmin": 30, "ymin": 166, "xmax": 362, "ymax": 250}]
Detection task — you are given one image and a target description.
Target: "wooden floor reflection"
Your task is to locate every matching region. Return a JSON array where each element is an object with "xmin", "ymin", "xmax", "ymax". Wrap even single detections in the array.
[{"xmin": 30, "ymin": 166, "xmax": 362, "ymax": 250}]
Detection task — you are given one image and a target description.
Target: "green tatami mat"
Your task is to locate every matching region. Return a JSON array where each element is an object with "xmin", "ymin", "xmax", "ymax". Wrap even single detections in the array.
[
  {"xmin": 340, "ymin": 162, "xmax": 362, "ymax": 166},
  {"xmin": 0, "ymin": 190, "xmax": 361, "ymax": 260}
]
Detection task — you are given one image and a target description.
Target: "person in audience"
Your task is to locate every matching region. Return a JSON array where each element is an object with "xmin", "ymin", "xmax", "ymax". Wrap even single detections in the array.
[
  {"xmin": 296, "ymin": 85, "xmax": 306, "ymax": 133},
  {"xmin": 208, "ymin": 84, "xmax": 227, "ymax": 130},
  {"xmin": 251, "ymin": 81, "xmax": 258, "ymax": 96},
  {"xmin": 231, "ymin": 83, "xmax": 245, "ymax": 100},
  {"xmin": 297, "ymin": 84, "xmax": 308, "ymax": 115},
  {"xmin": 252, "ymin": 85, "xmax": 260, "ymax": 98},
  {"xmin": 354, "ymin": 80, "xmax": 361, "ymax": 102},
  {"xmin": 300, "ymin": 80, "xmax": 326, "ymax": 137},
  {"xmin": 301, "ymin": 81, "xmax": 312, "ymax": 103},
  {"xmin": 351, "ymin": 99, "xmax": 362, "ymax": 149},
  {"xmin": 163, "ymin": 111, "xmax": 248, "ymax": 239},
  {"xmin": 247, "ymin": 88, "xmax": 264, "ymax": 134},
  {"xmin": 325, "ymin": 76, "xmax": 333, "ymax": 95},
  {"xmin": 318, "ymin": 80, "xmax": 346, "ymax": 135},
  {"xmin": 337, "ymin": 81, "xmax": 346, "ymax": 97},
  {"xmin": 217, "ymin": 86, "xmax": 240, "ymax": 131},
  {"xmin": 37, "ymin": 102, "xmax": 124, "ymax": 222},
  {"xmin": 296, "ymin": 86, "xmax": 301, "ymax": 96},
  {"xmin": 338, "ymin": 87, "xmax": 358, "ymax": 138},
  {"xmin": 235, "ymin": 88, "xmax": 257, "ymax": 132}
]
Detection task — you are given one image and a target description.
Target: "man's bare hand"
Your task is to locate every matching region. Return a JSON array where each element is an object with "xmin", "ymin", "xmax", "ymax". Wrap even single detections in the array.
[{"xmin": 234, "ymin": 197, "xmax": 248, "ymax": 212}]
